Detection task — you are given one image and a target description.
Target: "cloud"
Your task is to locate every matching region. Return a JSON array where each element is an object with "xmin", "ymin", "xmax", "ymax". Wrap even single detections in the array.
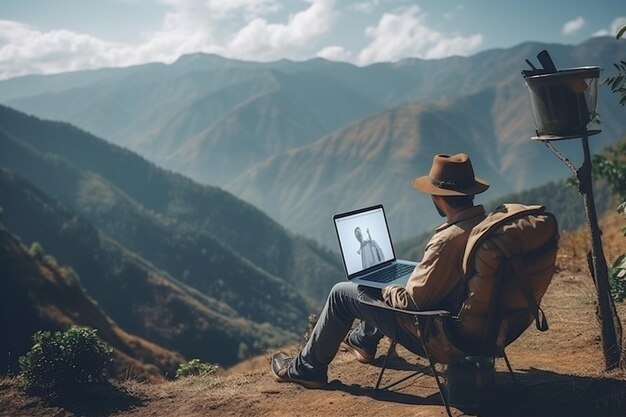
[
  {"xmin": 227, "ymin": 0, "xmax": 335, "ymax": 61},
  {"xmin": 357, "ymin": 6, "xmax": 482, "ymax": 65},
  {"xmin": 348, "ymin": 0, "xmax": 379, "ymax": 14},
  {"xmin": 317, "ymin": 45, "xmax": 352, "ymax": 61},
  {"xmin": 0, "ymin": 21, "xmax": 127, "ymax": 79},
  {"xmin": 592, "ymin": 16, "xmax": 626, "ymax": 38},
  {"xmin": 562, "ymin": 17, "xmax": 585, "ymax": 36},
  {"xmin": 158, "ymin": 0, "xmax": 280, "ymax": 19},
  {"xmin": 0, "ymin": 0, "xmax": 335, "ymax": 79}
]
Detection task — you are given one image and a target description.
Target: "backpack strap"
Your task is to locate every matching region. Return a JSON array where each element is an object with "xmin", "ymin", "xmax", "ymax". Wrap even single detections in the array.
[
  {"xmin": 510, "ymin": 256, "xmax": 549, "ymax": 332},
  {"xmin": 478, "ymin": 260, "xmax": 511, "ymax": 354}
]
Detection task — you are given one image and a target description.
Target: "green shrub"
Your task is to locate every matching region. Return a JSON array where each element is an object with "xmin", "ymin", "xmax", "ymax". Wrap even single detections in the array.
[
  {"xmin": 19, "ymin": 326, "xmax": 112, "ymax": 391},
  {"xmin": 42, "ymin": 254, "xmax": 59, "ymax": 269},
  {"xmin": 175, "ymin": 359, "xmax": 218, "ymax": 378},
  {"xmin": 28, "ymin": 241, "xmax": 44, "ymax": 260}
]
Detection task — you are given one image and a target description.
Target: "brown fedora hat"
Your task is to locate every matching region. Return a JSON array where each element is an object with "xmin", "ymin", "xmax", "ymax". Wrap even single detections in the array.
[{"xmin": 412, "ymin": 153, "xmax": 489, "ymax": 196}]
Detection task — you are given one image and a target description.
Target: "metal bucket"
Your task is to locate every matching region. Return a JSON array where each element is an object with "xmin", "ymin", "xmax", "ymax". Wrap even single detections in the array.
[{"xmin": 524, "ymin": 67, "xmax": 599, "ymax": 137}]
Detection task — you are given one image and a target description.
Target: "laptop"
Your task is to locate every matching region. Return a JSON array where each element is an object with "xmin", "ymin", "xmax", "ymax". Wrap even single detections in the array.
[{"xmin": 333, "ymin": 204, "xmax": 417, "ymax": 289}]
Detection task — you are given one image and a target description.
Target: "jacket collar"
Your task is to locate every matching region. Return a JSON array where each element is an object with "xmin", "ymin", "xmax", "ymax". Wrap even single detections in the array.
[{"xmin": 435, "ymin": 205, "xmax": 486, "ymax": 232}]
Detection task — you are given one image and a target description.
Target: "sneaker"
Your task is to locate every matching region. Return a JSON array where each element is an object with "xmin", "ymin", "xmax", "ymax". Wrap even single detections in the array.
[
  {"xmin": 270, "ymin": 352, "xmax": 327, "ymax": 389},
  {"xmin": 340, "ymin": 334, "xmax": 375, "ymax": 364}
]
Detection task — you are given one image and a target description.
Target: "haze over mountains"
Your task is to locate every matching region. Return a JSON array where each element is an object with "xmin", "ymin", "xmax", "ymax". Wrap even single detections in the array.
[{"xmin": 2, "ymin": 37, "xmax": 625, "ymax": 247}]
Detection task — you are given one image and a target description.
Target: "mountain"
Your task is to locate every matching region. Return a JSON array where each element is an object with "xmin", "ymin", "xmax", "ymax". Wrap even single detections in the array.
[
  {"xmin": 3, "ymin": 67, "xmax": 384, "ymax": 185},
  {"xmin": 134, "ymin": 70, "xmax": 384, "ymax": 184},
  {"xmin": 1, "ymin": 37, "xmax": 624, "ymax": 247},
  {"xmin": 2, "ymin": 38, "xmax": 623, "ymax": 185},
  {"xmin": 0, "ymin": 221, "xmax": 184, "ymax": 380},
  {"xmin": 0, "ymin": 129, "xmax": 315, "ymax": 332},
  {"xmin": 0, "ymin": 104, "xmax": 346, "ymax": 365},
  {"xmin": 0, "ymin": 104, "xmax": 343, "ymax": 302},
  {"xmin": 227, "ymin": 75, "xmax": 626, "ymax": 246},
  {"xmin": 0, "ymin": 168, "xmax": 297, "ymax": 367}
]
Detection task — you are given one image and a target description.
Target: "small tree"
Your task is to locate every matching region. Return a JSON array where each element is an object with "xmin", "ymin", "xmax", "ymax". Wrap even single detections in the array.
[
  {"xmin": 605, "ymin": 25, "xmax": 626, "ymax": 105},
  {"xmin": 589, "ymin": 22, "xmax": 626, "ymax": 369},
  {"xmin": 596, "ymin": 24, "xmax": 626, "ymax": 304},
  {"xmin": 19, "ymin": 326, "xmax": 112, "ymax": 392}
]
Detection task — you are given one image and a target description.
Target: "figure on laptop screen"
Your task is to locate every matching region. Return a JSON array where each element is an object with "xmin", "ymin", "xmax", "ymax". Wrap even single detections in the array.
[
  {"xmin": 271, "ymin": 153, "xmax": 490, "ymax": 389},
  {"xmin": 355, "ymin": 227, "xmax": 384, "ymax": 268}
]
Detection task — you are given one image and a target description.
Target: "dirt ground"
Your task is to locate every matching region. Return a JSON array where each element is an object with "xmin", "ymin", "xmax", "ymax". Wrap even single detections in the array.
[{"xmin": 2, "ymin": 215, "xmax": 626, "ymax": 417}]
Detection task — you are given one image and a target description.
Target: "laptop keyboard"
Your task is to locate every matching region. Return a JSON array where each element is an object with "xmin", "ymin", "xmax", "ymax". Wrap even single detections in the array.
[{"xmin": 361, "ymin": 263, "xmax": 415, "ymax": 283}]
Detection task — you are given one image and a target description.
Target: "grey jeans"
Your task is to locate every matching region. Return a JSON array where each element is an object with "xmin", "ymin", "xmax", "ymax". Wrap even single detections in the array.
[{"xmin": 293, "ymin": 282, "xmax": 424, "ymax": 379}]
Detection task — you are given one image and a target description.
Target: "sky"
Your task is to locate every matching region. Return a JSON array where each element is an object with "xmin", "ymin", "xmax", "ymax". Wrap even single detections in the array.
[{"xmin": 0, "ymin": 0, "xmax": 624, "ymax": 80}]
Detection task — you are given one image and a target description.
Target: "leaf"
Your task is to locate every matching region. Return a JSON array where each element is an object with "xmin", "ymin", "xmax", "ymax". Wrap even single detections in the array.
[{"xmin": 612, "ymin": 254, "xmax": 626, "ymax": 277}]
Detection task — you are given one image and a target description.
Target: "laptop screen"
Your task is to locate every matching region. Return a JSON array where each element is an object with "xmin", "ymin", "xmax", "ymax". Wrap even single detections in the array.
[{"xmin": 334, "ymin": 205, "xmax": 396, "ymax": 277}]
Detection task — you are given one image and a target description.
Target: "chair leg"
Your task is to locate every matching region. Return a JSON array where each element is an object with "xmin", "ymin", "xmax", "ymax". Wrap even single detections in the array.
[
  {"xmin": 502, "ymin": 351, "xmax": 517, "ymax": 385},
  {"xmin": 418, "ymin": 330, "xmax": 453, "ymax": 417},
  {"xmin": 375, "ymin": 340, "xmax": 397, "ymax": 390}
]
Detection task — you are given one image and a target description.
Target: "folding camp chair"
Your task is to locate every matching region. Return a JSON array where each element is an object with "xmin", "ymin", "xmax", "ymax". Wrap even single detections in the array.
[
  {"xmin": 365, "ymin": 303, "xmax": 517, "ymax": 417},
  {"xmin": 364, "ymin": 204, "xmax": 558, "ymax": 417}
]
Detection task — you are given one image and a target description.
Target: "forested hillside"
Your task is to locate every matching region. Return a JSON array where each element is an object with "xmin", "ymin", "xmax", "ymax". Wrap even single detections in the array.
[{"xmin": 0, "ymin": 104, "xmax": 345, "ymax": 369}]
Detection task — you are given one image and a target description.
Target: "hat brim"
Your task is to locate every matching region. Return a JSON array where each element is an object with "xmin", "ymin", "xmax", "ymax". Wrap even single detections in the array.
[{"xmin": 412, "ymin": 175, "xmax": 490, "ymax": 196}]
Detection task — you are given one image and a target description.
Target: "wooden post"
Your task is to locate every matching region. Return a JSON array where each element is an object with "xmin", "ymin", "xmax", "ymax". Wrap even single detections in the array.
[{"xmin": 578, "ymin": 133, "xmax": 622, "ymax": 370}]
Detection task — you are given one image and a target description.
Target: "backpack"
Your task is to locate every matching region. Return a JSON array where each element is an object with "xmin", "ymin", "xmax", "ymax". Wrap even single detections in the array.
[{"xmin": 456, "ymin": 203, "xmax": 559, "ymax": 354}]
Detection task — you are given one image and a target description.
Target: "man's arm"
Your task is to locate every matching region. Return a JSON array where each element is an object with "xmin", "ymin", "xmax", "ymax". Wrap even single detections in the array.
[{"xmin": 382, "ymin": 236, "xmax": 462, "ymax": 311}]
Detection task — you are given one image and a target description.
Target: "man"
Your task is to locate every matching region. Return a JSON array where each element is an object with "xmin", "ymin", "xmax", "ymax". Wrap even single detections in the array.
[
  {"xmin": 354, "ymin": 226, "xmax": 384, "ymax": 268},
  {"xmin": 271, "ymin": 153, "xmax": 489, "ymax": 389}
]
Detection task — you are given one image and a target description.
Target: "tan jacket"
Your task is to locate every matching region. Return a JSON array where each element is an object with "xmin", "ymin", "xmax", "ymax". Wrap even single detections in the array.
[
  {"xmin": 381, "ymin": 205, "xmax": 486, "ymax": 354},
  {"xmin": 382, "ymin": 205, "xmax": 486, "ymax": 311}
]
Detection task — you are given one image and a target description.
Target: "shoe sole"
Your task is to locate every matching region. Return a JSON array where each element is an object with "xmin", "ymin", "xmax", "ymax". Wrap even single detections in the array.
[
  {"xmin": 271, "ymin": 364, "xmax": 326, "ymax": 389},
  {"xmin": 340, "ymin": 340, "xmax": 374, "ymax": 364}
]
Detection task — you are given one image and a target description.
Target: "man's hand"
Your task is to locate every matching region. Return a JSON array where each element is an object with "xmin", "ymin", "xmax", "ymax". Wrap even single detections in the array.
[{"xmin": 382, "ymin": 284, "xmax": 418, "ymax": 310}]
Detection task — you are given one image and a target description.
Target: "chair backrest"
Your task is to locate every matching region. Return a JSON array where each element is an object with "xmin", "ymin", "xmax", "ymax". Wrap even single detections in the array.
[{"xmin": 453, "ymin": 203, "xmax": 559, "ymax": 356}]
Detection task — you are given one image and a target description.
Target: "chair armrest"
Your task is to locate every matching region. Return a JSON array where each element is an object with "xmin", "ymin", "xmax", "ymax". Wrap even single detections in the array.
[{"xmin": 358, "ymin": 298, "xmax": 452, "ymax": 317}]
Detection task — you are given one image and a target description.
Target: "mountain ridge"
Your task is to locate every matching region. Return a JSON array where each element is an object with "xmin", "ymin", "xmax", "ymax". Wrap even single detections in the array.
[
  {"xmin": 227, "ymin": 65, "xmax": 626, "ymax": 247},
  {"xmin": 0, "ymin": 167, "xmax": 298, "ymax": 367},
  {"xmin": 3, "ymin": 37, "xmax": 624, "ymax": 248}
]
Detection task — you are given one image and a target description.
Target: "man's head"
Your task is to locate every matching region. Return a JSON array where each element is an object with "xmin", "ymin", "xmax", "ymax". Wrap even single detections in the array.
[
  {"xmin": 413, "ymin": 153, "xmax": 489, "ymax": 217},
  {"xmin": 354, "ymin": 227, "xmax": 363, "ymax": 243}
]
